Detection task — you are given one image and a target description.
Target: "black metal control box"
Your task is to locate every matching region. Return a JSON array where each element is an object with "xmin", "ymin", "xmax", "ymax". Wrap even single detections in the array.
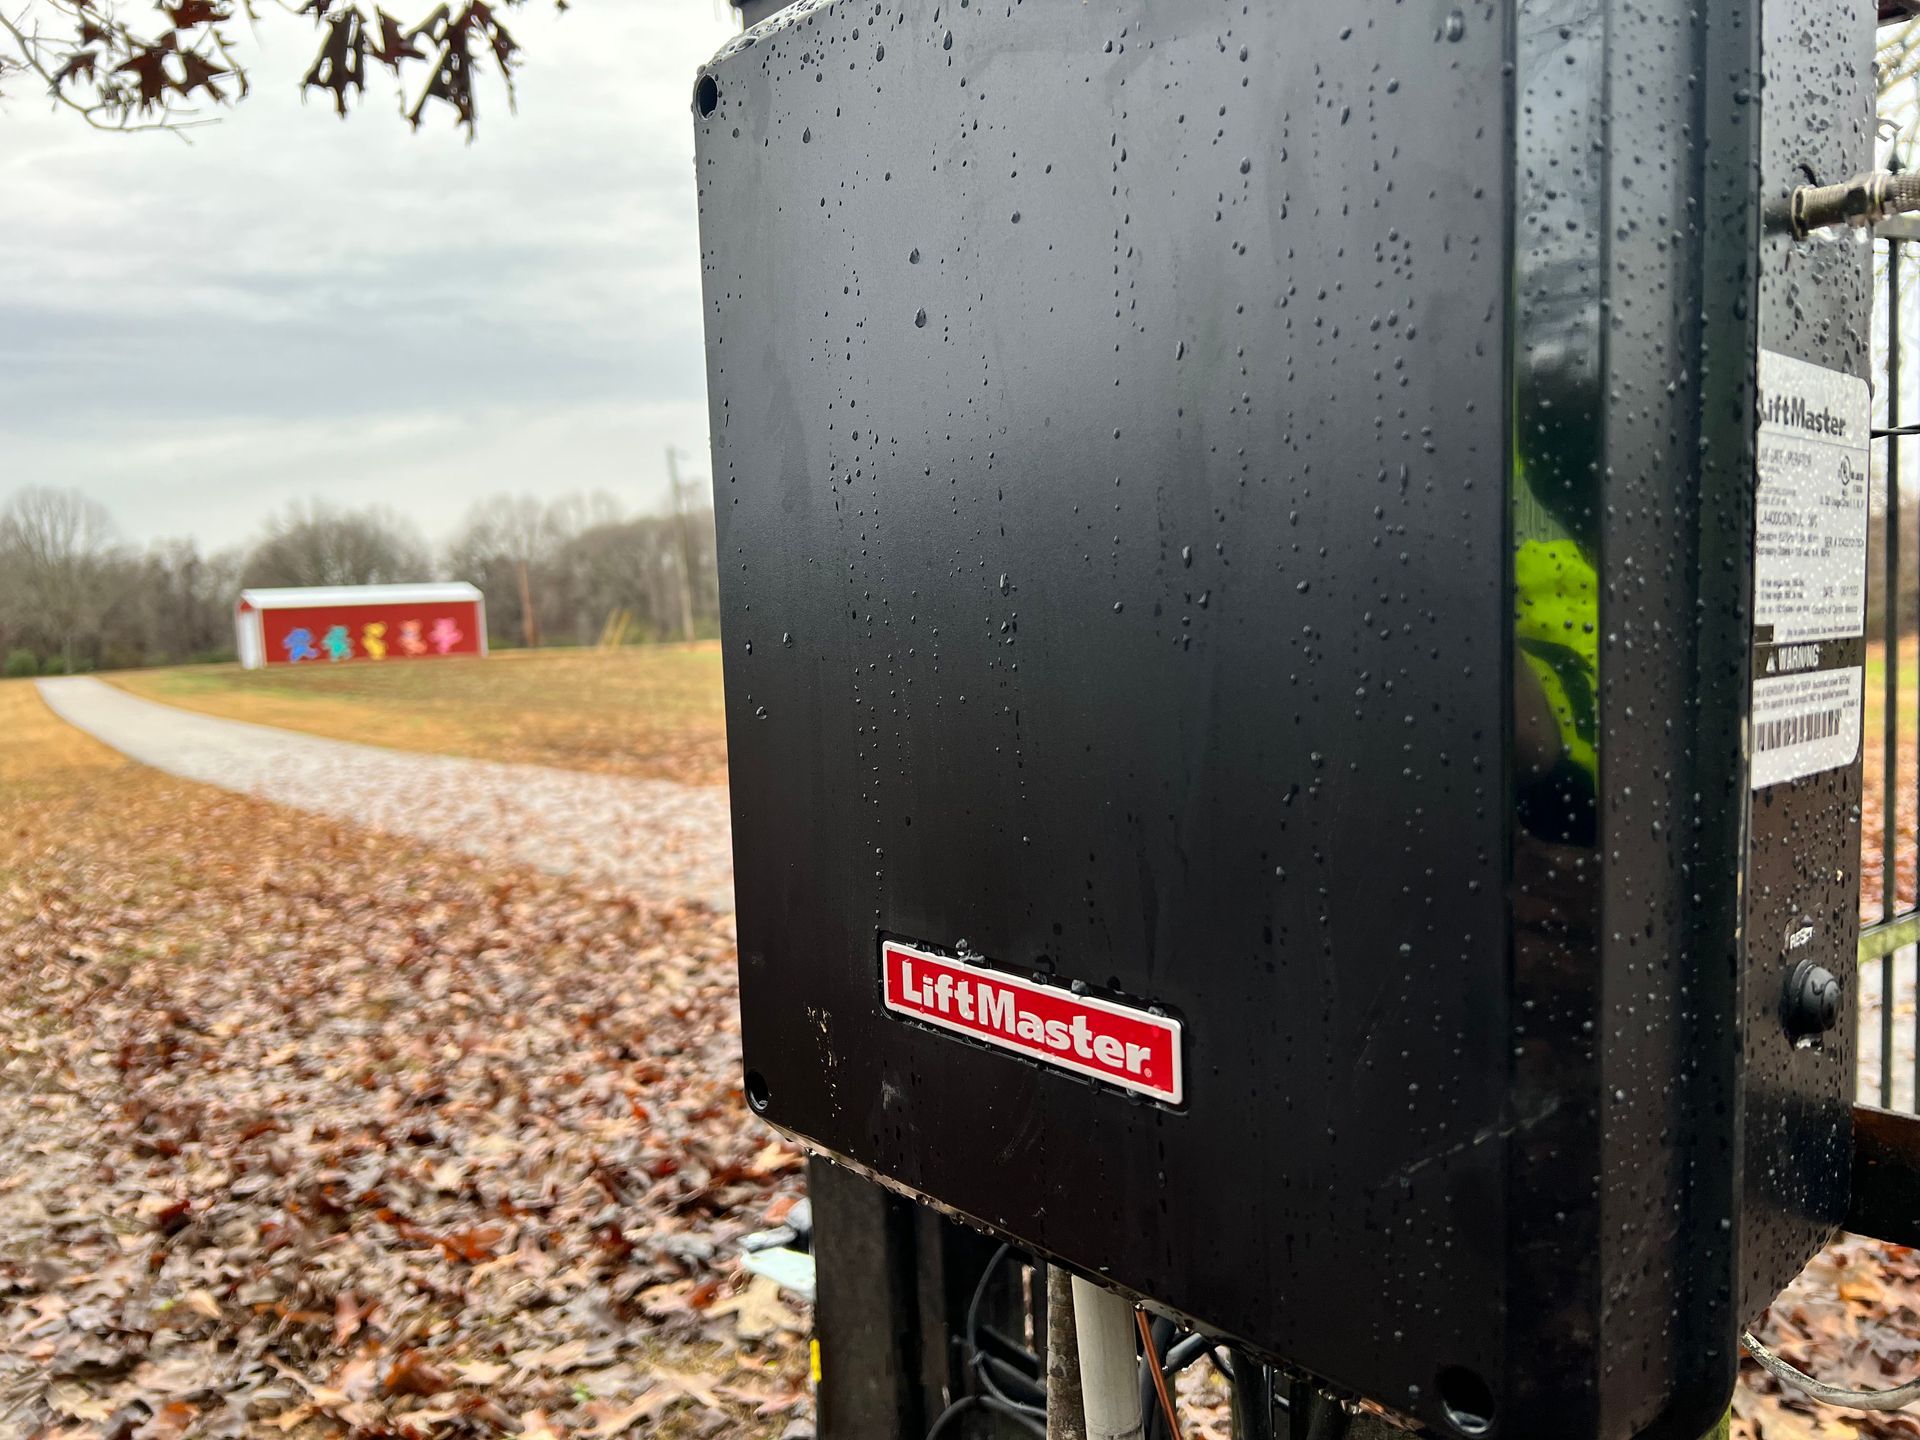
[{"xmin": 694, "ymin": 2, "xmax": 1872, "ymax": 1435}]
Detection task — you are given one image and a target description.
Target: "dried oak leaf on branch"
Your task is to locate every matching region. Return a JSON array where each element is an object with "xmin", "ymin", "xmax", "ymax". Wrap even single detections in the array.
[
  {"xmin": 11, "ymin": 0, "xmax": 549, "ymax": 134},
  {"xmin": 300, "ymin": 0, "xmax": 525, "ymax": 134},
  {"xmin": 18, "ymin": 0, "xmax": 242, "ymax": 130},
  {"xmin": 162, "ymin": 0, "xmax": 227, "ymax": 26},
  {"xmin": 113, "ymin": 39, "xmax": 180, "ymax": 108}
]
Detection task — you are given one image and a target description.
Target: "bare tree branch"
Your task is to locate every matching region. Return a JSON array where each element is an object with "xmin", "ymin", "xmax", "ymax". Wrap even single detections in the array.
[
  {"xmin": 0, "ymin": 0, "xmax": 549, "ymax": 136},
  {"xmin": 1883, "ymin": 20, "xmax": 1920, "ymax": 165},
  {"xmin": 0, "ymin": 4, "xmax": 215, "ymax": 133}
]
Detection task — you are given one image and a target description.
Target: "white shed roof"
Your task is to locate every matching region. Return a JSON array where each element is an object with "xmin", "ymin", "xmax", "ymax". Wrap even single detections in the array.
[{"xmin": 237, "ymin": 583, "xmax": 482, "ymax": 610}]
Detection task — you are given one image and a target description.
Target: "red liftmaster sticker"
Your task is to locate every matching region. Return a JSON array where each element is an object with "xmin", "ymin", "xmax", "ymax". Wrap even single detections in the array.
[{"xmin": 880, "ymin": 940, "xmax": 1184, "ymax": 1104}]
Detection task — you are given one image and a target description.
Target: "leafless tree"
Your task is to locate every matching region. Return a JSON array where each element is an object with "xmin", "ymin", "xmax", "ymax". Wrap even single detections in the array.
[
  {"xmin": 446, "ymin": 490, "xmax": 641, "ymax": 647},
  {"xmin": 452, "ymin": 492, "xmax": 719, "ymax": 648},
  {"xmin": 105, "ymin": 537, "xmax": 242, "ymax": 664},
  {"xmin": 448, "ymin": 493, "xmax": 559, "ymax": 648},
  {"xmin": 241, "ymin": 501, "xmax": 430, "ymax": 588},
  {"xmin": 549, "ymin": 510, "xmax": 717, "ymax": 646},
  {"xmin": 0, "ymin": 482, "xmax": 720, "ymax": 672},
  {"xmin": 0, "ymin": 485, "xmax": 121, "ymax": 673}
]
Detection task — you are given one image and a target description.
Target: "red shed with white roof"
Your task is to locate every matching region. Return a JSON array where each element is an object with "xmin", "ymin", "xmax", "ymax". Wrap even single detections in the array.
[{"xmin": 234, "ymin": 583, "xmax": 487, "ymax": 670}]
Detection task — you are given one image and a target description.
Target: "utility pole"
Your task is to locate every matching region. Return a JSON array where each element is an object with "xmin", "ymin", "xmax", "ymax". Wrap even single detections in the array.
[
  {"xmin": 665, "ymin": 447, "xmax": 697, "ymax": 644},
  {"xmin": 516, "ymin": 558, "xmax": 539, "ymax": 650}
]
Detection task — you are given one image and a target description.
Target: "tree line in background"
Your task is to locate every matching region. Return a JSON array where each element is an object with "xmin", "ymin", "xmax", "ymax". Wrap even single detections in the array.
[
  {"xmin": 0, "ymin": 484, "xmax": 720, "ymax": 677},
  {"xmin": 6, "ymin": 469, "xmax": 1916, "ymax": 679}
]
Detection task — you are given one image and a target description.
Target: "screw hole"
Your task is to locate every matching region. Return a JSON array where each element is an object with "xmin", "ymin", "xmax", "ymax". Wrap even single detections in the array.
[
  {"xmin": 744, "ymin": 1069, "xmax": 771, "ymax": 1113},
  {"xmin": 1436, "ymin": 1366, "xmax": 1495, "ymax": 1437},
  {"xmin": 695, "ymin": 74, "xmax": 720, "ymax": 117}
]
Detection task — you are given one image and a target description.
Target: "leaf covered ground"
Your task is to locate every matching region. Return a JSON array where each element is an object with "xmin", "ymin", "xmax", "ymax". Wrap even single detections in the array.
[
  {"xmin": 16, "ymin": 635, "xmax": 1920, "ymax": 1438},
  {"xmin": 1738, "ymin": 1238, "xmax": 1920, "ymax": 1440},
  {"xmin": 0, "ymin": 682, "xmax": 805, "ymax": 1440}
]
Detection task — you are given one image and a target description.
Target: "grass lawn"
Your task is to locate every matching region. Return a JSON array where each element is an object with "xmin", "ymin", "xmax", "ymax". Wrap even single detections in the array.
[
  {"xmin": 0, "ymin": 674, "xmax": 130, "ymax": 802},
  {"xmin": 110, "ymin": 643, "xmax": 729, "ymax": 787},
  {"xmin": 1864, "ymin": 636, "xmax": 1918, "ymax": 738}
]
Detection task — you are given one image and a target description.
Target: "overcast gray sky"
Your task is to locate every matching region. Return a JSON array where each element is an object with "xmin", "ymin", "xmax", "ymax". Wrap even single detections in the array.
[{"xmin": 0, "ymin": 1, "xmax": 739, "ymax": 554}]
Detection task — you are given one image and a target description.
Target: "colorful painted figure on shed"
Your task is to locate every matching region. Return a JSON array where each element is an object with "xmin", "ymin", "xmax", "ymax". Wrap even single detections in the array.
[{"xmin": 282, "ymin": 627, "xmax": 318, "ymax": 664}]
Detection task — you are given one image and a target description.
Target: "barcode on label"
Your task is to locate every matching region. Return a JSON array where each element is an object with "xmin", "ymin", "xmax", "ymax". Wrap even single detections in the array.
[
  {"xmin": 1756, "ymin": 707, "xmax": 1845, "ymax": 752},
  {"xmin": 1750, "ymin": 662, "xmax": 1862, "ymax": 788}
]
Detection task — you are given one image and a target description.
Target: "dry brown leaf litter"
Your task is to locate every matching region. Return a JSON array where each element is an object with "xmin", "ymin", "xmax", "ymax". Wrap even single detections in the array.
[
  {"xmin": 1737, "ymin": 1238, "xmax": 1920, "ymax": 1439},
  {"xmin": 13, "ymin": 653, "xmax": 1920, "ymax": 1438},
  {"xmin": 0, "ymin": 688, "xmax": 805, "ymax": 1440}
]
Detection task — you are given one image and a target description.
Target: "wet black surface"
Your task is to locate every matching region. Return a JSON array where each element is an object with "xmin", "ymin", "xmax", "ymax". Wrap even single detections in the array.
[{"xmin": 695, "ymin": 2, "xmax": 1873, "ymax": 1435}]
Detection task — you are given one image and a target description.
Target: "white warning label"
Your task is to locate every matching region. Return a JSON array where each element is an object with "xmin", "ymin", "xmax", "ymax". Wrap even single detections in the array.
[
  {"xmin": 1750, "ymin": 350, "xmax": 1870, "ymax": 790},
  {"xmin": 1751, "ymin": 667, "xmax": 1862, "ymax": 791}
]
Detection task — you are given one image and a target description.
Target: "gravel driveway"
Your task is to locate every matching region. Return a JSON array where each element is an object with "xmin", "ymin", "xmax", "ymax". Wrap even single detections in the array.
[{"xmin": 36, "ymin": 676, "xmax": 735, "ymax": 911}]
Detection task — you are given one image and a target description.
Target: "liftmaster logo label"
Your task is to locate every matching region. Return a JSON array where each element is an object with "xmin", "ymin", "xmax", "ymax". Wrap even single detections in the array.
[
  {"xmin": 1751, "ymin": 350, "xmax": 1870, "ymax": 791},
  {"xmin": 880, "ymin": 940, "xmax": 1185, "ymax": 1104}
]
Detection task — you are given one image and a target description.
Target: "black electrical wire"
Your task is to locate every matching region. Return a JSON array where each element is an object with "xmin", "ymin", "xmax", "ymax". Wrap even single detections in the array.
[
  {"xmin": 980, "ymin": 1353, "xmax": 1047, "ymax": 1407},
  {"xmin": 979, "ymin": 1323, "xmax": 1043, "ymax": 1377},
  {"xmin": 1226, "ymin": 1351, "xmax": 1285, "ymax": 1439},
  {"xmin": 1163, "ymin": 1332, "xmax": 1216, "ymax": 1375},
  {"xmin": 965, "ymin": 1244, "xmax": 1047, "ymax": 1419},
  {"xmin": 928, "ymin": 1246, "xmax": 1275, "ymax": 1440},
  {"xmin": 920, "ymin": 1244, "xmax": 1051, "ymax": 1439},
  {"xmin": 925, "ymin": 1392, "xmax": 1049, "ymax": 1440}
]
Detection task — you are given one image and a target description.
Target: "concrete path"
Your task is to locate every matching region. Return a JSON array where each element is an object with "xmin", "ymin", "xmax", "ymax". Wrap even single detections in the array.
[{"xmin": 35, "ymin": 677, "xmax": 735, "ymax": 912}]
